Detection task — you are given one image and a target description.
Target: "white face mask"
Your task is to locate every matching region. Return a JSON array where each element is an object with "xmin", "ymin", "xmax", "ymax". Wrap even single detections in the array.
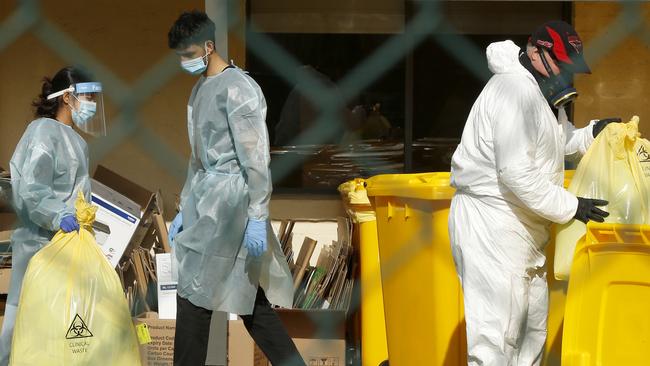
[{"xmin": 181, "ymin": 42, "xmax": 210, "ymax": 75}]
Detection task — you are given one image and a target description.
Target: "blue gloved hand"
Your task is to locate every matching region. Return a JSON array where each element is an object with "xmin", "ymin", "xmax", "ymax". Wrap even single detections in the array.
[
  {"xmin": 244, "ymin": 219, "xmax": 267, "ymax": 257},
  {"xmin": 168, "ymin": 212, "xmax": 183, "ymax": 246},
  {"xmin": 60, "ymin": 215, "xmax": 80, "ymax": 233}
]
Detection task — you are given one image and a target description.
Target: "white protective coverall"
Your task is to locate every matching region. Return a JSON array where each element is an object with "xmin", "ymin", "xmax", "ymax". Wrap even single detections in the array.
[
  {"xmin": 174, "ymin": 67, "xmax": 293, "ymax": 315},
  {"xmin": 0, "ymin": 118, "xmax": 91, "ymax": 366},
  {"xmin": 448, "ymin": 40, "xmax": 596, "ymax": 365}
]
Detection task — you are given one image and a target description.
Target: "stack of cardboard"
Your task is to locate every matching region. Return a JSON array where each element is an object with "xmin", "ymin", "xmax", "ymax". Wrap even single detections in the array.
[
  {"xmin": 279, "ymin": 218, "xmax": 356, "ymax": 312},
  {"xmin": 93, "ymin": 167, "xmax": 183, "ymax": 366},
  {"xmin": 0, "ymin": 167, "xmax": 14, "ymax": 250},
  {"xmin": 91, "ymin": 166, "xmax": 171, "ymax": 316},
  {"xmin": 0, "ymin": 168, "xmax": 11, "ymax": 215},
  {"xmin": 0, "ymin": 254, "xmax": 10, "ymax": 321},
  {"xmin": 278, "ymin": 221, "xmax": 296, "ymax": 270}
]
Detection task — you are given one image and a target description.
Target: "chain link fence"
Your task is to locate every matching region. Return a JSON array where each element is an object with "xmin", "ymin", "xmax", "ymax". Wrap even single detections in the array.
[{"xmin": 2, "ymin": 1, "xmax": 650, "ymax": 365}]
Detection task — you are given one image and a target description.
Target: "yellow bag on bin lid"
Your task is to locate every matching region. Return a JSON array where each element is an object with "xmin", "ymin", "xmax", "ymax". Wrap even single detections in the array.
[
  {"xmin": 555, "ymin": 116, "xmax": 650, "ymax": 280},
  {"xmin": 10, "ymin": 192, "xmax": 141, "ymax": 365}
]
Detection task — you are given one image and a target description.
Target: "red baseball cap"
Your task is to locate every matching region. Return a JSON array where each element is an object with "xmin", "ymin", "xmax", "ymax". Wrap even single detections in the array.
[{"xmin": 530, "ymin": 20, "xmax": 591, "ymax": 74}]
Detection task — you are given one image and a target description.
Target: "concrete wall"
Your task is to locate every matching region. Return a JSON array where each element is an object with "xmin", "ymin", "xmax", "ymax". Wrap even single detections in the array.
[
  {"xmin": 574, "ymin": 2, "xmax": 650, "ymax": 134},
  {"xmin": 0, "ymin": 1, "xmax": 202, "ymax": 217}
]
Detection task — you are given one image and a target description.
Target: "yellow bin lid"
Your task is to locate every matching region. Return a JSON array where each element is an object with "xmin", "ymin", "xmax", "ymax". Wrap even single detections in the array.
[
  {"xmin": 365, "ymin": 170, "xmax": 575, "ymax": 201},
  {"xmin": 366, "ymin": 172, "xmax": 455, "ymax": 200}
]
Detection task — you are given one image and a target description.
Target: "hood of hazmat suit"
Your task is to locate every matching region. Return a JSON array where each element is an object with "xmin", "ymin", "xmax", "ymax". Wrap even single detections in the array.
[
  {"xmin": 447, "ymin": 40, "xmax": 595, "ymax": 365},
  {"xmin": 174, "ymin": 67, "xmax": 293, "ymax": 314}
]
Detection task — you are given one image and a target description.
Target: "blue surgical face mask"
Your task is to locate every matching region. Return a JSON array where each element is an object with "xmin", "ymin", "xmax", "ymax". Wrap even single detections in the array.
[
  {"xmin": 181, "ymin": 43, "xmax": 210, "ymax": 75},
  {"xmin": 70, "ymin": 95, "xmax": 97, "ymax": 126}
]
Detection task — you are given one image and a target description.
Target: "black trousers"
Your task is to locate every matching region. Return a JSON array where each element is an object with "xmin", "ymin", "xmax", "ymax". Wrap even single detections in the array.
[{"xmin": 173, "ymin": 288, "xmax": 306, "ymax": 366}]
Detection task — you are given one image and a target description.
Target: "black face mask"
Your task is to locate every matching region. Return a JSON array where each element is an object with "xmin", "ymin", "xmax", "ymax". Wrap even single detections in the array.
[{"xmin": 519, "ymin": 48, "xmax": 578, "ymax": 108}]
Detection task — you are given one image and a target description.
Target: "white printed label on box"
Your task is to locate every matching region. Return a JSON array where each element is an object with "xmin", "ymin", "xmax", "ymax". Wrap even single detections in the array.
[
  {"xmin": 91, "ymin": 194, "xmax": 140, "ymax": 268},
  {"xmin": 156, "ymin": 253, "xmax": 178, "ymax": 320}
]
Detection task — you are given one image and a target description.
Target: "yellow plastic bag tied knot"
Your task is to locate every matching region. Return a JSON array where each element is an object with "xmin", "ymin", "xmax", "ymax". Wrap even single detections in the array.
[
  {"xmin": 605, "ymin": 116, "xmax": 640, "ymax": 160},
  {"xmin": 339, "ymin": 179, "xmax": 376, "ymax": 223},
  {"xmin": 74, "ymin": 191, "xmax": 97, "ymax": 230}
]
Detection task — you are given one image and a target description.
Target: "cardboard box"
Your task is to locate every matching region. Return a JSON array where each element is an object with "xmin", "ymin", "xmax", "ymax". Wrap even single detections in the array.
[
  {"xmin": 134, "ymin": 312, "xmax": 176, "ymax": 366},
  {"xmin": 93, "ymin": 165, "xmax": 154, "ymax": 210},
  {"xmin": 228, "ymin": 309, "xmax": 347, "ymax": 366},
  {"xmin": 155, "ymin": 253, "xmax": 178, "ymax": 320},
  {"xmin": 93, "ymin": 165, "xmax": 160, "ymax": 254},
  {"xmin": 135, "ymin": 311, "xmax": 228, "ymax": 366},
  {"xmin": 0, "ymin": 173, "xmax": 12, "ymax": 214},
  {"xmin": 91, "ymin": 179, "xmax": 141, "ymax": 268},
  {"xmin": 228, "ymin": 320, "xmax": 255, "ymax": 366},
  {"xmin": 0, "ymin": 231, "xmax": 11, "ymax": 246},
  {"xmin": 0, "ymin": 213, "xmax": 16, "ymax": 247},
  {"xmin": 292, "ymin": 339, "xmax": 345, "ymax": 366},
  {"xmin": 0, "ymin": 268, "xmax": 11, "ymax": 295},
  {"xmin": 0, "ymin": 213, "xmax": 16, "ymax": 232}
]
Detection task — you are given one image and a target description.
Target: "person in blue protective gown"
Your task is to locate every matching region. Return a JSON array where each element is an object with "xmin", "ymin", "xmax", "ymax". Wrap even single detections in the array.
[
  {"xmin": 0, "ymin": 66, "xmax": 106, "ymax": 365},
  {"xmin": 167, "ymin": 10, "xmax": 304, "ymax": 366}
]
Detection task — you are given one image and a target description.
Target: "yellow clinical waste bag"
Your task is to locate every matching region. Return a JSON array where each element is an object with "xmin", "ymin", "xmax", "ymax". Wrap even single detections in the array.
[
  {"xmin": 555, "ymin": 116, "xmax": 650, "ymax": 279},
  {"xmin": 10, "ymin": 193, "xmax": 141, "ymax": 365}
]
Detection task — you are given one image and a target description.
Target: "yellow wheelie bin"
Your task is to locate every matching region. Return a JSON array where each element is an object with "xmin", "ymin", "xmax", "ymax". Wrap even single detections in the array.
[
  {"xmin": 339, "ymin": 179, "xmax": 389, "ymax": 366},
  {"xmin": 562, "ymin": 222, "xmax": 650, "ymax": 366},
  {"xmin": 366, "ymin": 172, "xmax": 466, "ymax": 366},
  {"xmin": 364, "ymin": 171, "xmax": 575, "ymax": 366},
  {"xmin": 544, "ymin": 171, "xmax": 575, "ymax": 366}
]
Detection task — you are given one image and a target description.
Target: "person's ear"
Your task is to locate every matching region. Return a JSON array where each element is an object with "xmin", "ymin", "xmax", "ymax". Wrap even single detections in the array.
[
  {"xmin": 62, "ymin": 92, "xmax": 71, "ymax": 106},
  {"xmin": 206, "ymin": 41, "xmax": 215, "ymax": 54}
]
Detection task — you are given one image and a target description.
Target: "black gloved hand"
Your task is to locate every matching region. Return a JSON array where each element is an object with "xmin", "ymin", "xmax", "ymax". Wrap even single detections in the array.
[
  {"xmin": 574, "ymin": 197, "xmax": 609, "ymax": 224},
  {"xmin": 593, "ymin": 118, "xmax": 622, "ymax": 138}
]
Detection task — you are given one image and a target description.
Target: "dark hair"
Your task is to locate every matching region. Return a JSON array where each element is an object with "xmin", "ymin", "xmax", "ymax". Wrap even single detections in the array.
[
  {"xmin": 32, "ymin": 66, "xmax": 92, "ymax": 119},
  {"xmin": 168, "ymin": 10, "xmax": 216, "ymax": 49}
]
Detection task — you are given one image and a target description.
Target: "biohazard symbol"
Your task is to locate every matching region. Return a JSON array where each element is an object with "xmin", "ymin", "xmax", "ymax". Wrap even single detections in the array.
[
  {"xmin": 638, "ymin": 145, "xmax": 650, "ymax": 162},
  {"xmin": 65, "ymin": 314, "xmax": 94, "ymax": 339}
]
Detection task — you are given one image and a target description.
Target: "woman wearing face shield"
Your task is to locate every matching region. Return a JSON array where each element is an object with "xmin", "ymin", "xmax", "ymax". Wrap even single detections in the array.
[{"xmin": 0, "ymin": 66, "xmax": 105, "ymax": 365}]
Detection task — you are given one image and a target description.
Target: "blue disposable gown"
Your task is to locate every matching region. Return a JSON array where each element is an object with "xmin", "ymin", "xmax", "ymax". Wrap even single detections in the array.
[
  {"xmin": 0, "ymin": 118, "xmax": 91, "ymax": 365},
  {"xmin": 174, "ymin": 67, "xmax": 293, "ymax": 314}
]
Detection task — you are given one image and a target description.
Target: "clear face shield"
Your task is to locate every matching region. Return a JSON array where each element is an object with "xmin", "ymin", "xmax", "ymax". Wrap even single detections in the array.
[{"xmin": 47, "ymin": 82, "xmax": 107, "ymax": 136}]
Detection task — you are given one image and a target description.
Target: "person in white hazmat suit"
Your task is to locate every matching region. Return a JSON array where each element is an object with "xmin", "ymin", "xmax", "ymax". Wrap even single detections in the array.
[
  {"xmin": 0, "ymin": 66, "xmax": 106, "ymax": 365},
  {"xmin": 166, "ymin": 11, "xmax": 305, "ymax": 366},
  {"xmin": 449, "ymin": 20, "xmax": 618, "ymax": 365}
]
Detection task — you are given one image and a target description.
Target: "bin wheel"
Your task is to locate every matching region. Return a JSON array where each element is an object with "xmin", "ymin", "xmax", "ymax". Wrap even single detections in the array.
[{"xmin": 379, "ymin": 361, "xmax": 389, "ymax": 366}]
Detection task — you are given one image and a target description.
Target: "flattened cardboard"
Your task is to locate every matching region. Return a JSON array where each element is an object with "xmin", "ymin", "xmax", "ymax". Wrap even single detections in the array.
[{"xmin": 91, "ymin": 179, "xmax": 141, "ymax": 268}]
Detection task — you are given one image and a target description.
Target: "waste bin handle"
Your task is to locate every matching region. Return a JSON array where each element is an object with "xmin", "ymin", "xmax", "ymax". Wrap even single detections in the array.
[
  {"xmin": 586, "ymin": 222, "xmax": 650, "ymax": 246},
  {"xmin": 640, "ymin": 226, "xmax": 650, "ymax": 245}
]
